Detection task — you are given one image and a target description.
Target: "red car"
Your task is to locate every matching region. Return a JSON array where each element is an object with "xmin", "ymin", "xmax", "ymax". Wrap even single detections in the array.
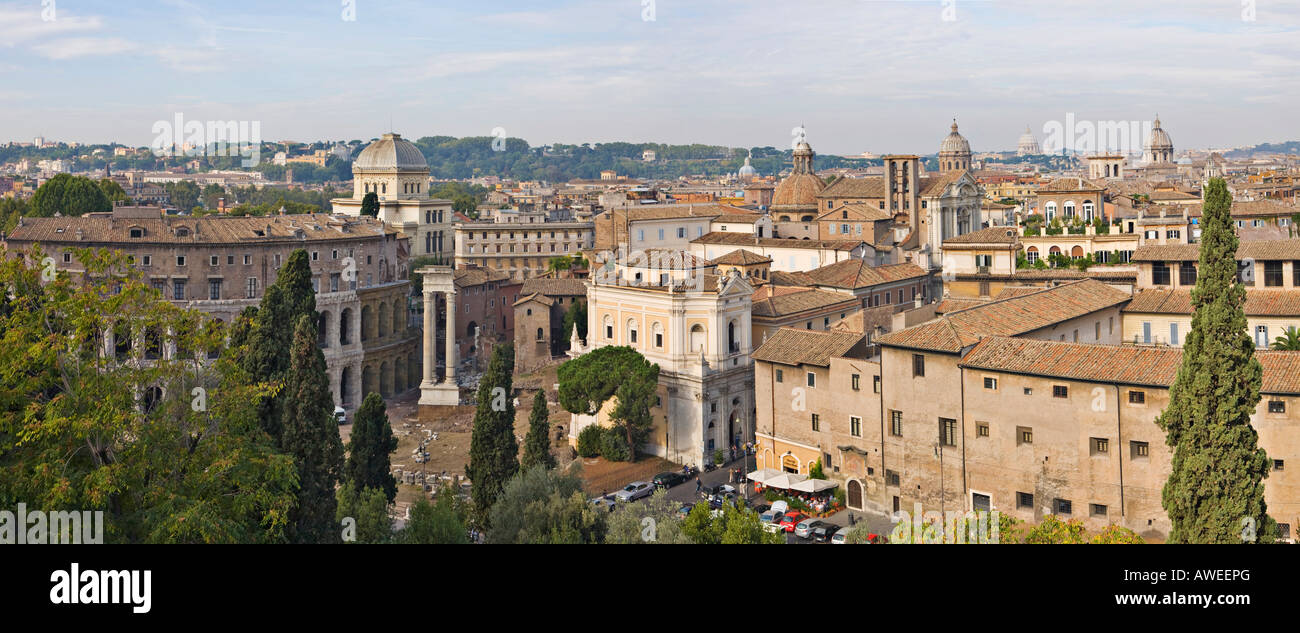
[{"xmin": 778, "ymin": 512, "xmax": 807, "ymax": 532}]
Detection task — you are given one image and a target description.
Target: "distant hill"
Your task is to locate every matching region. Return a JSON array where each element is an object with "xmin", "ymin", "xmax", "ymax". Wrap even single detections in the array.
[{"xmin": 1223, "ymin": 141, "xmax": 1300, "ymax": 158}]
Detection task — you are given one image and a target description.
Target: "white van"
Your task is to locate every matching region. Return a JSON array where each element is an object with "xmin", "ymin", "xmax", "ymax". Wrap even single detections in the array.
[{"xmin": 334, "ymin": 406, "xmax": 347, "ymax": 425}]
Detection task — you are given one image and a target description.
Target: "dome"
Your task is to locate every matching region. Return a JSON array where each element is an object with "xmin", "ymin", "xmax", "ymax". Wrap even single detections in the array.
[
  {"xmin": 939, "ymin": 120, "xmax": 971, "ymax": 155},
  {"xmin": 738, "ymin": 154, "xmax": 757, "ymax": 180},
  {"xmin": 1147, "ymin": 116, "xmax": 1173, "ymax": 150},
  {"xmin": 353, "ymin": 133, "xmax": 428, "ymax": 172},
  {"xmin": 772, "ymin": 138, "xmax": 824, "ymax": 209}
]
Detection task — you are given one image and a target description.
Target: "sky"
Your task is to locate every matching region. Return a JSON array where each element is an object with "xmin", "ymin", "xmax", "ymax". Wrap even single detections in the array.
[{"xmin": 1, "ymin": 0, "xmax": 1298, "ymax": 155}]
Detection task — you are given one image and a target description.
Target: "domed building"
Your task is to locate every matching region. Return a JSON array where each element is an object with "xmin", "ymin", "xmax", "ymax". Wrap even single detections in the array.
[
  {"xmin": 1017, "ymin": 125, "xmax": 1041, "ymax": 156},
  {"xmin": 738, "ymin": 152, "xmax": 758, "ymax": 182},
  {"xmin": 333, "ymin": 132, "xmax": 455, "ymax": 261},
  {"xmin": 771, "ymin": 139, "xmax": 826, "ymax": 220},
  {"xmin": 1142, "ymin": 115, "xmax": 1174, "ymax": 165},
  {"xmin": 937, "ymin": 120, "xmax": 972, "ymax": 175}
]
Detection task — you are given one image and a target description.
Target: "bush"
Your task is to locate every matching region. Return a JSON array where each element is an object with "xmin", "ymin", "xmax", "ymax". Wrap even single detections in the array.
[
  {"xmin": 576, "ymin": 425, "xmax": 603, "ymax": 458},
  {"xmin": 599, "ymin": 429, "xmax": 631, "ymax": 462}
]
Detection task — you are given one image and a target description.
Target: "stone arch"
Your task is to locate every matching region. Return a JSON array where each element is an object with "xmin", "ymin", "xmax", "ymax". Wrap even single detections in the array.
[
  {"xmin": 362, "ymin": 364, "xmax": 376, "ymax": 400},
  {"xmin": 1070, "ymin": 245, "xmax": 1084, "ymax": 259},
  {"xmin": 393, "ymin": 299, "xmax": 404, "ymax": 335},
  {"xmin": 395, "ymin": 356, "xmax": 406, "ymax": 394},
  {"xmin": 690, "ymin": 323, "xmax": 706, "ymax": 353},
  {"xmin": 318, "ymin": 309, "xmax": 330, "ymax": 348},
  {"xmin": 340, "ymin": 366, "xmax": 353, "ymax": 406},
  {"xmin": 339, "ymin": 308, "xmax": 352, "ymax": 345},
  {"xmin": 379, "ymin": 360, "xmax": 391, "ymax": 397},
  {"xmin": 360, "ymin": 305, "xmax": 373, "ymax": 342},
  {"xmin": 377, "ymin": 302, "xmax": 389, "ymax": 338}
]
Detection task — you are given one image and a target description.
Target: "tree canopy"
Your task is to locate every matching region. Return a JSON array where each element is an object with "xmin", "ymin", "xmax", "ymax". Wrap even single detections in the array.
[
  {"xmin": 30, "ymin": 173, "xmax": 111, "ymax": 217},
  {"xmin": 557, "ymin": 346, "xmax": 659, "ymax": 460}
]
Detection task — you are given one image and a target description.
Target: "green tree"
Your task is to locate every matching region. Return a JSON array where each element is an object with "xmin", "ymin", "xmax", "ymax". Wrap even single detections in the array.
[
  {"xmin": 30, "ymin": 173, "xmax": 111, "ymax": 217},
  {"xmin": 1022, "ymin": 515, "xmax": 1088, "ymax": 544},
  {"xmin": 486, "ymin": 463, "xmax": 605, "ymax": 544},
  {"xmin": 241, "ymin": 249, "xmax": 316, "ymax": 445},
  {"xmin": 335, "ymin": 482, "xmax": 392, "ymax": 544},
  {"xmin": 1156, "ymin": 178, "xmax": 1277, "ymax": 544},
  {"xmin": 522, "ymin": 390, "xmax": 556, "ymax": 470},
  {"xmin": 718, "ymin": 501, "xmax": 783, "ymax": 544},
  {"xmin": 808, "ymin": 459, "xmax": 826, "ymax": 479},
  {"xmin": 605, "ymin": 490, "xmax": 692, "ymax": 544},
  {"xmin": 466, "ymin": 342, "xmax": 520, "ymax": 525},
  {"xmin": 1090, "ymin": 524, "xmax": 1144, "ymax": 544},
  {"xmin": 345, "ymin": 393, "xmax": 398, "ymax": 503},
  {"xmin": 163, "ymin": 180, "xmax": 201, "ymax": 211},
  {"xmin": 360, "ymin": 191, "xmax": 379, "ymax": 217},
  {"xmin": 1271, "ymin": 326, "xmax": 1300, "ymax": 350},
  {"xmin": 562, "ymin": 299, "xmax": 587, "ymax": 343},
  {"xmin": 401, "ymin": 488, "xmax": 470, "ymax": 544},
  {"xmin": 98, "ymin": 178, "xmax": 129, "ymax": 204},
  {"xmin": 0, "ymin": 246, "xmax": 296, "ymax": 543},
  {"xmin": 280, "ymin": 314, "xmax": 345, "ymax": 543},
  {"xmin": 558, "ymin": 346, "xmax": 659, "ymax": 460},
  {"xmin": 681, "ymin": 502, "xmax": 720, "ymax": 545}
]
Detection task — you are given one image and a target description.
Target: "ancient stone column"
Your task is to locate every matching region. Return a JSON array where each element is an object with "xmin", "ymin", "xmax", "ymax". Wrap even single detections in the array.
[
  {"xmin": 444, "ymin": 290, "xmax": 457, "ymax": 383},
  {"xmin": 422, "ymin": 289, "xmax": 436, "ymax": 384}
]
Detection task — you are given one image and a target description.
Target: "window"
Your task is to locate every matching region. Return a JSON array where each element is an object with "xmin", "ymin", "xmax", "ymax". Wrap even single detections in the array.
[
  {"xmin": 889, "ymin": 410, "xmax": 902, "ymax": 436},
  {"xmin": 1023, "ymin": 387, "xmax": 1032, "ymax": 396},
  {"xmin": 242, "ymin": 254, "xmax": 251, "ymax": 265},
  {"xmin": 1294, "ymin": 260, "xmax": 1300, "ymax": 287},
  {"xmin": 676, "ymin": 227, "xmax": 685, "ymax": 239},
  {"xmin": 1091, "ymin": 437, "xmax": 1109, "ymax": 455},
  {"xmin": 129, "ymin": 228, "xmax": 143, "ymax": 238},
  {"xmin": 811, "ymin": 413, "xmax": 820, "ymax": 432},
  {"xmin": 1131, "ymin": 441, "xmax": 1149, "ymax": 458},
  {"xmin": 886, "ymin": 470, "xmax": 900, "ymax": 486},
  {"xmin": 939, "ymin": 418, "xmax": 956, "ymax": 447},
  {"xmin": 912, "ymin": 353, "xmax": 925, "ymax": 377},
  {"xmin": 246, "ymin": 277, "xmax": 258, "ymax": 298},
  {"xmin": 210, "ymin": 255, "xmax": 219, "ymax": 266},
  {"xmin": 141, "ymin": 255, "xmax": 151, "ymax": 267},
  {"xmin": 1275, "ymin": 460, "xmax": 1285, "ymax": 471},
  {"xmin": 983, "ymin": 377, "xmax": 997, "ymax": 390},
  {"xmin": 1054, "ymin": 498, "xmax": 1072, "ymax": 515},
  {"xmin": 977, "ymin": 422, "xmax": 989, "ymax": 437},
  {"xmin": 1179, "ymin": 263, "xmax": 1197, "ymax": 286},
  {"xmin": 1264, "ymin": 261, "xmax": 1284, "ymax": 287},
  {"xmin": 1090, "ymin": 504, "xmax": 1108, "ymax": 517},
  {"xmin": 1016, "ymin": 492, "xmax": 1034, "ymax": 509},
  {"xmin": 775, "ymin": 369, "xmax": 783, "ymax": 383},
  {"xmin": 851, "ymin": 374, "xmax": 861, "ymax": 391},
  {"xmin": 850, "ymin": 416, "xmax": 862, "ymax": 438},
  {"xmin": 177, "ymin": 255, "xmax": 186, "ymax": 267},
  {"xmin": 806, "ymin": 372, "xmax": 816, "ymax": 388},
  {"xmin": 1129, "ymin": 390, "xmax": 1146, "ymax": 404},
  {"xmin": 1169, "ymin": 322, "xmax": 1179, "ymax": 346},
  {"xmin": 172, "ymin": 280, "xmax": 186, "ymax": 300},
  {"xmin": 1017, "ymin": 427, "xmax": 1032, "ymax": 445},
  {"xmin": 1268, "ymin": 400, "xmax": 1286, "ymax": 413},
  {"xmin": 1052, "ymin": 385, "xmax": 1069, "ymax": 398},
  {"xmin": 1152, "ymin": 261, "xmax": 1170, "ymax": 285},
  {"xmin": 873, "ymin": 375, "xmax": 881, "ymax": 393},
  {"xmin": 208, "ymin": 279, "xmax": 222, "ymax": 300}
]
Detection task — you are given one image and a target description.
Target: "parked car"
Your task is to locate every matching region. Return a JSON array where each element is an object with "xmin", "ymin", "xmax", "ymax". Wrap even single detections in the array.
[
  {"xmin": 769, "ymin": 500, "xmax": 789, "ymax": 515},
  {"xmin": 333, "ymin": 406, "xmax": 347, "ymax": 425},
  {"xmin": 615, "ymin": 481, "xmax": 654, "ymax": 502},
  {"xmin": 795, "ymin": 519, "xmax": 827, "ymax": 539},
  {"xmin": 652, "ymin": 471, "xmax": 688, "ymax": 489},
  {"xmin": 829, "ymin": 527, "xmax": 847, "ymax": 544},
  {"xmin": 778, "ymin": 512, "xmax": 807, "ymax": 533},
  {"xmin": 759, "ymin": 511, "xmax": 785, "ymax": 533},
  {"xmin": 812, "ymin": 523, "xmax": 835, "ymax": 542},
  {"xmin": 751, "ymin": 503, "xmax": 771, "ymax": 515},
  {"xmin": 589, "ymin": 495, "xmax": 617, "ymax": 513}
]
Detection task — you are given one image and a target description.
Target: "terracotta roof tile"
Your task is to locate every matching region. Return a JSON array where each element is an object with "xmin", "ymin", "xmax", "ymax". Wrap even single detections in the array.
[
  {"xmin": 877, "ymin": 279, "xmax": 1131, "ymax": 353},
  {"xmin": 710, "ymin": 248, "xmax": 772, "ymax": 265},
  {"xmin": 1123, "ymin": 288, "xmax": 1300, "ymax": 317},
  {"xmin": 752, "ymin": 328, "xmax": 865, "ymax": 367},
  {"xmin": 519, "ymin": 277, "xmax": 587, "ymax": 297},
  {"xmin": 1132, "ymin": 239, "xmax": 1300, "ymax": 262}
]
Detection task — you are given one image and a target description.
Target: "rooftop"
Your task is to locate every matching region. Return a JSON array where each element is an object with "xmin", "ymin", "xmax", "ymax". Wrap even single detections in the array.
[{"xmin": 752, "ymin": 328, "xmax": 865, "ymax": 367}]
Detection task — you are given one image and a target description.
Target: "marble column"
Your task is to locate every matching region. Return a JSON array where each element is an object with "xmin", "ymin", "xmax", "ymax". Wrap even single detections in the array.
[
  {"xmin": 422, "ymin": 289, "xmax": 436, "ymax": 384},
  {"xmin": 444, "ymin": 290, "xmax": 457, "ymax": 383}
]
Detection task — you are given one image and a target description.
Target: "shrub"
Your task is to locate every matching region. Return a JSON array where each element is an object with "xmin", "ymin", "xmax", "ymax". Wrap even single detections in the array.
[
  {"xmin": 576, "ymin": 424, "xmax": 603, "ymax": 458},
  {"xmin": 713, "ymin": 449, "xmax": 725, "ymax": 465},
  {"xmin": 600, "ymin": 429, "xmax": 631, "ymax": 462}
]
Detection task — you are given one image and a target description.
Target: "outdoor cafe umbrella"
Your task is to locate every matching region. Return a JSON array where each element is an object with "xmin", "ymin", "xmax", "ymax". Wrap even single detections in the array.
[
  {"xmin": 745, "ymin": 468, "xmax": 783, "ymax": 485},
  {"xmin": 763, "ymin": 473, "xmax": 808, "ymax": 490},
  {"xmin": 791, "ymin": 478, "xmax": 838, "ymax": 493}
]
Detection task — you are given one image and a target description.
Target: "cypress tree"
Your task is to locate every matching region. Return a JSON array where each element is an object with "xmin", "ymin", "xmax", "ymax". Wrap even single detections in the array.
[
  {"xmin": 522, "ymin": 390, "xmax": 556, "ymax": 470},
  {"xmin": 281, "ymin": 314, "xmax": 345, "ymax": 543},
  {"xmin": 360, "ymin": 191, "xmax": 379, "ymax": 218},
  {"xmin": 242, "ymin": 249, "xmax": 317, "ymax": 445},
  {"xmin": 346, "ymin": 392, "xmax": 398, "ymax": 503},
  {"xmin": 465, "ymin": 342, "xmax": 519, "ymax": 524},
  {"xmin": 1156, "ymin": 177, "xmax": 1277, "ymax": 544}
]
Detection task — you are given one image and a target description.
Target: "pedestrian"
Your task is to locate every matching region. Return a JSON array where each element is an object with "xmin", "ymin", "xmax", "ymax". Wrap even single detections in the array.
[
  {"xmin": 849, "ymin": 512, "xmax": 856, "ymax": 526},
  {"xmin": 696, "ymin": 478, "xmax": 702, "ymax": 493}
]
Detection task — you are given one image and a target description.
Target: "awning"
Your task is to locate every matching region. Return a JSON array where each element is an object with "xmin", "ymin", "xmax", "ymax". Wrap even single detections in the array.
[
  {"xmin": 791, "ymin": 478, "xmax": 838, "ymax": 493},
  {"xmin": 746, "ymin": 468, "xmax": 783, "ymax": 485},
  {"xmin": 763, "ymin": 473, "xmax": 809, "ymax": 490}
]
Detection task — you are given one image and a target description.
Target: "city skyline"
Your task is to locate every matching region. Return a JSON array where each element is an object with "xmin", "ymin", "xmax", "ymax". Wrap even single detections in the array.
[{"xmin": 1, "ymin": 0, "xmax": 1298, "ymax": 154}]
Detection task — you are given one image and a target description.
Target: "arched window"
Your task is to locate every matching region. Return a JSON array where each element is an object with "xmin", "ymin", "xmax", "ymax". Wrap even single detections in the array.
[
  {"xmin": 1082, "ymin": 200, "xmax": 1095, "ymax": 222},
  {"xmin": 1045, "ymin": 201, "xmax": 1057, "ymax": 222},
  {"xmin": 603, "ymin": 315, "xmax": 614, "ymax": 340},
  {"xmin": 652, "ymin": 321, "xmax": 664, "ymax": 348},
  {"xmin": 727, "ymin": 320, "xmax": 739, "ymax": 353},
  {"xmin": 1026, "ymin": 246, "xmax": 1039, "ymax": 264},
  {"xmin": 690, "ymin": 324, "xmax": 706, "ymax": 353},
  {"xmin": 627, "ymin": 319, "xmax": 638, "ymax": 345},
  {"xmin": 1064, "ymin": 201, "xmax": 1076, "ymax": 218},
  {"xmin": 536, "ymin": 327, "xmax": 545, "ymax": 342}
]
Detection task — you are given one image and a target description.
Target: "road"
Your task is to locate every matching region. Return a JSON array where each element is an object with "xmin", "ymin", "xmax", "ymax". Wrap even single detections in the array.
[{"xmin": 616, "ymin": 453, "xmax": 897, "ymax": 544}]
